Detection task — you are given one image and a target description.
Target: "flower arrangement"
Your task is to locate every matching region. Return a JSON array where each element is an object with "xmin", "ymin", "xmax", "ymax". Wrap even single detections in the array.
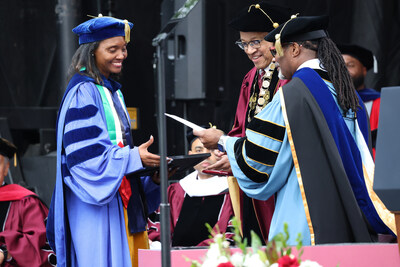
[{"xmin": 189, "ymin": 218, "xmax": 322, "ymax": 267}]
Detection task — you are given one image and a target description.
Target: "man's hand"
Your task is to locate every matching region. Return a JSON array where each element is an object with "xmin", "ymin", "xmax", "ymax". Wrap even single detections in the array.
[
  {"xmin": 205, "ymin": 154, "xmax": 232, "ymax": 173},
  {"xmin": 193, "ymin": 128, "xmax": 224, "ymax": 150},
  {"xmin": 138, "ymin": 136, "xmax": 161, "ymax": 167},
  {"xmin": 0, "ymin": 250, "xmax": 4, "ymax": 264},
  {"xmin": 0, "ymin": 249, "xmax": 10, "ymax": 264}
]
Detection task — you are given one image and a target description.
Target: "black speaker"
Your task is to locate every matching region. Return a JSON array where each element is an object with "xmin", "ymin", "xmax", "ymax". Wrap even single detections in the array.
[
  {"xmin": 162, "ymin": 0, "xmax": 205, "ymax": 100},
  {"xmin": 373, "ymin": 86, "xmax": 400, "ymax": 211}
]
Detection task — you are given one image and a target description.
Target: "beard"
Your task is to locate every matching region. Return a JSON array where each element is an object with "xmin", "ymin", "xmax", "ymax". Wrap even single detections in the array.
[
  {"xmin": 278, "ymin": 69, "xmax": 288, "ymax": 80},
  {"xmin": 352, "ymin": 74, "xmax": 365, "ymax": 90},
  {"xmin": 275, "ymin": 62, "xmax": 288, "ymax": 80}
]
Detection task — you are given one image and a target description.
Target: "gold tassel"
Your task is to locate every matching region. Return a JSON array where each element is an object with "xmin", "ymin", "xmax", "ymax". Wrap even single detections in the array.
[
  {"xmin": 248, "ymin": 4, "xmax": 279, "ymax": 29},
  {"xmin": 14, "ymin": 153, "xmax": 16, "ymax": 167},
  {"xmin": 123, "ymin": 19, "xmax": 131, "ymax": 43},
  {"xmin": 274, "ymin": 14, "xmax": 299, "ymax": 57},
  {"xmin": 275, "ymin": 33, "xmax": 284, "ymax": 57},
  {"xmin": 87, "ymin": 14, "xmax": 131, "ymax": 43}
]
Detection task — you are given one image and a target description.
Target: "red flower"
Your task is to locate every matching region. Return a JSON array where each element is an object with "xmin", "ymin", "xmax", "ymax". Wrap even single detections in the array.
[
  {"xmin": 217, "ymin": 262, "xmax": 235, "ymax": 267},
  {"xmin": 278, "ymin": 255, "xmax": 300, "ymax": 267}
]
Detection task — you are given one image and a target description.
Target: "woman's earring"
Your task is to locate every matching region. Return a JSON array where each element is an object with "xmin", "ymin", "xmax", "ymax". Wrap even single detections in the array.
[{"xmin": 91, "ymin": 53, "xmax": 94, "ymax": 57}]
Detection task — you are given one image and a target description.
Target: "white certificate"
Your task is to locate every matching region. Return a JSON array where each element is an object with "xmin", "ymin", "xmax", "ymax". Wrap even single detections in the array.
[{"xmin": 165, "ymin": 113, "xmax": 205, "ymax": 131}]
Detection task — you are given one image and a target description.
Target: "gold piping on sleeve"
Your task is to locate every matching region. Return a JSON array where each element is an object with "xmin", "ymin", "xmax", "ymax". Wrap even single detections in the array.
[
  {"xmin": 242, "ymin": 140, "xmax": 270, "ymax": 177},
  {"xmin": 253, "ymin": 116, "xmax": 285, "ymax": 128},
  {"xmin": 362, "ymin": 164, "xmax": 397, "ymax": 235},
  {"xmin": 279, "ymin": 88, "xmax": 315, "ymax": 245},
  {"xmin": 247, "ymin": 138, "xmax": 279, "ymax": 154},
  {"xmin": 247, "ymin": 128, "xmax": 283, "ymax": 143}
]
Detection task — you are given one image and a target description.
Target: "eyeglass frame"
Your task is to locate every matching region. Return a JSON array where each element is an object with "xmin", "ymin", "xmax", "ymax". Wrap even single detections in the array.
[
  {"xmin": 235, "ymin": 39, "xmax": 263, "ymax": 50},
  {"xmin": 269, "ymin": 42, "xmax": 303, "ymax": 57}
]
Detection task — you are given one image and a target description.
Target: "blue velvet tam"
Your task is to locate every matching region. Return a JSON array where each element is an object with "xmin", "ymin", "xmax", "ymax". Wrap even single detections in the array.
[{"xmin": 72, "ymin": 15, "xmax": 134, "ymax": 45}]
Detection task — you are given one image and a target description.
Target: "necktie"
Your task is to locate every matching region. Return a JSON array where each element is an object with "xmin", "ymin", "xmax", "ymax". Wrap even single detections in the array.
[{"xmin": 258, "ymin": 69, "xmax": 265, "ymax": 89}]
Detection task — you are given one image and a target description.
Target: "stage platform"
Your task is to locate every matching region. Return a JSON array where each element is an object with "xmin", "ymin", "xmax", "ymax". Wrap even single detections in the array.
[{"xmin": 139, "ymin": 243, "xmax": 400, "ymax": 266}]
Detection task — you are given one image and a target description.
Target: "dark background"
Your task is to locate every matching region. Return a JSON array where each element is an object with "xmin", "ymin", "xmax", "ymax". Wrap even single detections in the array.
[{"xmin": 0, "ymin": 0, "xmax": 399, "ymax": 203}]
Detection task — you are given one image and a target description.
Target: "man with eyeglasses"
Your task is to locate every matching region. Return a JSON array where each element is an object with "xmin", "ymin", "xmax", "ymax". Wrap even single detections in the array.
[
  {"xmin": 194, "ymin": 15, "xmax": 396, "ymax": 245},
  {"xmin": 228, "ymin": 2, "xmax": 291, "ymax": 137},
  {"xmin": 204, "ymin": 1, "xmax": 291, "ymax": 245}
]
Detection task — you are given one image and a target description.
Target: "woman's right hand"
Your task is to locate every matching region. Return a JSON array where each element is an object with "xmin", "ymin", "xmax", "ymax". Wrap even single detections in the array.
[{"xmin": 138, "ymin": 136, "xmax": 161, "ymax": 167}]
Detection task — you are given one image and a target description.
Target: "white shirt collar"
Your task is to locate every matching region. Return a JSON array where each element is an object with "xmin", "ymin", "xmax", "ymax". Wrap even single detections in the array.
[
  {"xmin": 259, "ymin": 61, "xmax": 275, "ymax": 74},
  {"xmin": 297, "ymin": 58, "xmax": 325, "ymax": 72},
  {"xmin": 179, "ymin": 171, "xmax": 229, "ymax": 197}
]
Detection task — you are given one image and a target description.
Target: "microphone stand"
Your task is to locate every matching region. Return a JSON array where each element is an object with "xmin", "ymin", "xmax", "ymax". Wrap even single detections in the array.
[{"xmin": 151, "ymin": 1, "xmax": 200, "ymax": 266}]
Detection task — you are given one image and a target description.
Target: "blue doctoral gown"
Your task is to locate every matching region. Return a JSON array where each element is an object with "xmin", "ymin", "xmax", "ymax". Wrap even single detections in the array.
[
  {"xmin": 225, "ymin": 61, "xmax": 393, "ymax": 245},
  {"xmin": 47, "ymin": 74, "xmax": 160, "ymax": 266}
]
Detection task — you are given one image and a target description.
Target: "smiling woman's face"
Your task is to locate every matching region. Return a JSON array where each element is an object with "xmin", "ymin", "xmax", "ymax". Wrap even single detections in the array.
[{"xmin": 94, "ymin": 36, "xmax": 127, "ymax": 78}]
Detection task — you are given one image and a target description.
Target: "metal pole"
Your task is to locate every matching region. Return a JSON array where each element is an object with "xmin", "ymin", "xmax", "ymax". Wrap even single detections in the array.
[
  {"xmin": 154, "ymin": 43, "xmax": 171, "ymax": 267},
  {"xmin": 55, "ymin": 0, "xmax": 79, "ymax": 95},
  {"xmin": 151, "ymin": 3, "xmax": 201, "ymax": 265}
]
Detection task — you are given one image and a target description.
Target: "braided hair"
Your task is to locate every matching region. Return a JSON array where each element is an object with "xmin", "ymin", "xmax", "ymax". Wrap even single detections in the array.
[{"xmin": 300, "ymin": 38, "xmax": 360, "ymax": 113}]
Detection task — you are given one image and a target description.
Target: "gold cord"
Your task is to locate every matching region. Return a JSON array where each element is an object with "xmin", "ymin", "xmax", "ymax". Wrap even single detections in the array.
[
  {"xmin": 275, "ymin": 14, "xmax": 299, "ymax": 57},
  {"xmin": 248, "ymin": 4, "xmax": 279, "ymax": 29}
]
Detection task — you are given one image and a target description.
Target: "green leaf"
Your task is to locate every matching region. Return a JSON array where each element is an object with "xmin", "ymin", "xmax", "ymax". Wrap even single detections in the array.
[
  {"xmin": 296, "ymin": 232, "xmax": 304, "ymax": 259},
  {"xmin": 250, "ymin": 230, "xmax": 263, "ymax": 252}
]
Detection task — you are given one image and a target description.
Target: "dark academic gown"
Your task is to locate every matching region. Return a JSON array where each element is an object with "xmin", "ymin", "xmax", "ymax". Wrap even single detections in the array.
[
  {"xmin": 147, "ymin": 172, "xmax": 234, "ymax": 247},
  {"xmin": 228, "ymin": 66, "xmax": 288, "ymax": 243},
  {"xmin": 358, "ymin": 88, "xmax": 381, "ymax": 159},
  {"xmin": 0, "ymin": 184, "xmax": 56, "ymax": 267}
]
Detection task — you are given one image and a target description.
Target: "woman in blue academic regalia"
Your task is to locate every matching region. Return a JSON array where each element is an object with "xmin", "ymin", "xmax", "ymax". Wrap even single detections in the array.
[{"xmin": 46, "ymin": 15, "xmax": 161, "ymax": 267}]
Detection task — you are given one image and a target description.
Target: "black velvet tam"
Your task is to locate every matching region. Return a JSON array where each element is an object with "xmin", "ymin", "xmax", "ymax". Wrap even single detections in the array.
[
  {"xmin": 0, "ymin": 138, "xmax": 17, "ymax": 159},
  {"xmin": 229, "ymin": 1, "xmax": 292, "ymax": 33},
  {"xmin": 265, "ymin": 15, "xmax": 329, "ymax": 43},
  {"xmin": 337, "ymin": 44, "xmax": 374, "ymax": 70}
]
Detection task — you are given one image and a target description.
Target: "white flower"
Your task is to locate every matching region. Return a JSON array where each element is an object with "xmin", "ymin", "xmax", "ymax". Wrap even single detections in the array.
[
  {"xmin": 217, "ymin": 256, "xmax": 230, "ymax": 264},
  {"xmin": 201, "ymin": 255, "xmax": 230, "ymax": 267},
  {"xmin": 215, "ymin": 234, "xmax": 223, "ymax": 239},
  {"xmin": 222, "ymin": 240, "xmax": 230, "ymax": 248},
  {"xmin": 230, "ymin": 252, "xmax": 244, "ymax": 267},
  {"xmin": 243, "ymin": 253, "xmax": 268, "ymax": 267},
  {"xmin": 269, "ymin": 264, "xmax": 278, "ymax": 267},
  {"xmin": 300, "ymin": 260, "xmax": 323, "ymax": 267},
  {"xmin": 206, "ymin": 243, "xmax": 221, "ymax": 260},
  {"xmin": 201, "ymin": 258, "xmax": 218, "ymax": 267}
]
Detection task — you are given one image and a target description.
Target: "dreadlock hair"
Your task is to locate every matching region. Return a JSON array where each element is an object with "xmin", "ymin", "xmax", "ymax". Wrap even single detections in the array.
[
  {"xmin": 301, "ymin": 38, "xmax": 360, "ymax": 114},
  {"xmin": 67, "ymin": 41, "xmax": 103, "ymax": 85}
]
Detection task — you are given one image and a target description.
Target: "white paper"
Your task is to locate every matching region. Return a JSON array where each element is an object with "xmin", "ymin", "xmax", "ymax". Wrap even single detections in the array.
[{"xmin": 165, "ymin": 113, "xmax": 205, "ymax": 131}]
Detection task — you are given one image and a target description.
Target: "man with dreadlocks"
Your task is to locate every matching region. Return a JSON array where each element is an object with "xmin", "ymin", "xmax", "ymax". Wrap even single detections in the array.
[{"xmin": 194, "ymin": 15, "xmax": 396, "ymax": 245}]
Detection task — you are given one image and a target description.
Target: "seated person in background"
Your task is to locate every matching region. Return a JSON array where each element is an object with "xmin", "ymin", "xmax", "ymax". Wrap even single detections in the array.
[
  {"xmin": 0, "ymin": 138, "xmax": 56, "ymax": 266},
  {"xmin": 337, "ymin": 44, "xmax": 380, "ymax": 159},
  {"xmin": 147, "ymin": 131, "xmax": 234, "ymax": 247}
]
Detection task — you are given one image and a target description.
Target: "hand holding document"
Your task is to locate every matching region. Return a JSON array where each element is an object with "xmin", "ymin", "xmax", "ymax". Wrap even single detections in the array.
[{"xmin": 165, "ymin": 113, "xmax": 223, "ymax": 149}]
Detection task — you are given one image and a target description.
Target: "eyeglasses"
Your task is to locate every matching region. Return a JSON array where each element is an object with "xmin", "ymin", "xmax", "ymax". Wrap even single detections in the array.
[
  {"xmin": 269, "ymin": 42, "xmax": 296, "ymax": 57},
  {"xmin": 235, "ymin": 39, "xmax": 262, "ymax": 50}
]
